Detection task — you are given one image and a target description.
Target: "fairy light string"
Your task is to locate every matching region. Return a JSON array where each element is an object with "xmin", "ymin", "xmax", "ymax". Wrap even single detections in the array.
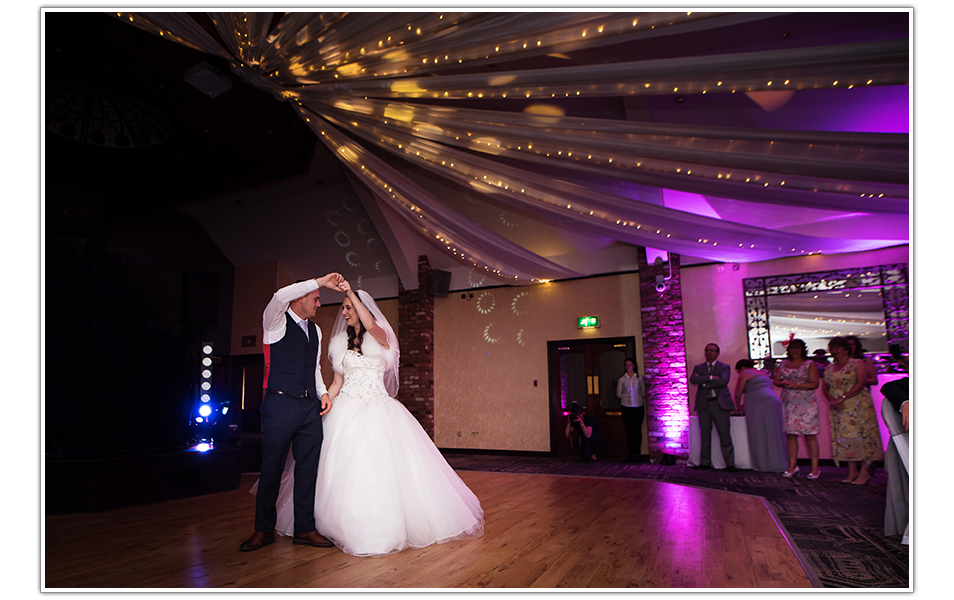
[
  {"xmin": 305, "ymin": 94, "xmax": 906, "ymax": 213},
  {"xmin": 317, "ymin": 108, "xmax": 862, "ymax": 262},
  {"xmin": 297, "ymin": 107, "xmax": 580, "ymax": 283},
  {"xmin": 111, "ymin": 11, "xmax": 909, "ymax": 266}
]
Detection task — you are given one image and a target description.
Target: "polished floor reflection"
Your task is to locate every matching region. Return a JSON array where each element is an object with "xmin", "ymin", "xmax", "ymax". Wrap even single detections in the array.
[{"xmin": 45, "ymin": 471, "xmax": 813, "ymax": 588}]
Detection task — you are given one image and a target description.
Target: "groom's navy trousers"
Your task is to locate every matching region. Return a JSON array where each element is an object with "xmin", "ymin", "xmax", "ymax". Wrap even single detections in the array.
[{"xmin": 255, "ymin": 314, "xmax": 324, "ymax": 535}]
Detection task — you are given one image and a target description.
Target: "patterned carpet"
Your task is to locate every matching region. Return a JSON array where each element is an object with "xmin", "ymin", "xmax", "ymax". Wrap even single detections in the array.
[{"xmin": 443, "ymin": 453, "xmax": 909, "ymax": 589}]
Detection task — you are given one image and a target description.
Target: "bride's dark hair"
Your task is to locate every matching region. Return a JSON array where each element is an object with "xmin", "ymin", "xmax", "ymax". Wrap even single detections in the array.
[
  {"xmin": 346, "ymin": 296, "xmax": 368, "ymax": 354},
  {"xmin": 347, "ymin": 324, "xmax": 363, "ymax": 354}
]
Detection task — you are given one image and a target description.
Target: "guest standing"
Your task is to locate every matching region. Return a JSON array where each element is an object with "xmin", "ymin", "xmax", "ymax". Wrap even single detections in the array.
[
  {"xmin": 616, "ymin": 358, "xmax": 646, "ymax": 463},
  {"xmin": 845, "ymin": 335, "xmax": 879, "ymax": 388},
  {"xmin": 774, "ymin": 339, "xmax": 821, "ymax": 479},
  {"xmin": 689, "ymin": 343, "xmax": 737, "ymax": 471},
  {"xmin": 811, "ymin": 349, "xmax": 830, "ymax": 374},
  {"xmin": 733, "ymin": 360, "xmax": 788, "ymax": 472},
  {"xmin": 822, "ymin": 337, "xmax": 884, "ymax": 485}
]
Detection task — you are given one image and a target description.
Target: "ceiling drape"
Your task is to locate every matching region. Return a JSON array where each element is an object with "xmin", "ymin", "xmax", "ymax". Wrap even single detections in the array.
[{"xmin": 115, "ymin": 11, "xmax": 909, "ymax": 282}]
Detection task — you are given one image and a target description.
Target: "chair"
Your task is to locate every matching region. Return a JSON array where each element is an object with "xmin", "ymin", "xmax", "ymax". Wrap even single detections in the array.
[{"xmin": 880, "ymin": 400, "xmax": 909, "ymax": 545}]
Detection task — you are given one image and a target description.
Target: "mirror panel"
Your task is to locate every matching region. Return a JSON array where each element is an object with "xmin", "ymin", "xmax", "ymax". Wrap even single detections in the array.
[
  {"xmin": 767, "ymin": 288, "xmax": 887, "ymax": 357},
  {"xmin": 744, "ymin": 263, "xmax": 907, "ymax": 372}
]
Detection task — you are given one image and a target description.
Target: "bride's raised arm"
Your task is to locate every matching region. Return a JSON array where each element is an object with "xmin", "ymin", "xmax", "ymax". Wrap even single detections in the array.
[{"xmin": 341, "ymin": 280, "xmax": 390, "ymax": 349}]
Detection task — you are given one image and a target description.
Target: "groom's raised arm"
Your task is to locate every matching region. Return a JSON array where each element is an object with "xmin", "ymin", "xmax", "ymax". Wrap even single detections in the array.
[{"xmin": 262, "ymin": 280, "xmax": 318, "ymax": 343}]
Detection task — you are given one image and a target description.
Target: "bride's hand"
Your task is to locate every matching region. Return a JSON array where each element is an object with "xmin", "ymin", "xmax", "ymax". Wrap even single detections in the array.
[
  {"xmin": 340, "ymin": 280, "xmax": 353, "ymax": 295},
  {"xmin": 317, "ymin": 272, "xmax": 344, "ymax": 292}
]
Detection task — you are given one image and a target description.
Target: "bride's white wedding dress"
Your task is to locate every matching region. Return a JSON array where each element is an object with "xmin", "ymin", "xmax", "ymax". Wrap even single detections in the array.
[{"xmin": 269, "ymin": 335, "xmax": 484, "ymax": 557}]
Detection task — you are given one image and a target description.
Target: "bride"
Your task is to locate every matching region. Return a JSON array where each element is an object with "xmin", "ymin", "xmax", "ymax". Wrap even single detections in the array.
[{"xmin": 265, "ymin": 279, "xmax": 484, "ymax": 556}]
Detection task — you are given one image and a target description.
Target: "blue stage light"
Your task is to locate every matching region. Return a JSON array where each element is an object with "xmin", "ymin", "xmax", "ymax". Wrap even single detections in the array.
[
  {"xmin": 188, "ymin": 341, "xmax": 220, "ymax": 447},
  {"xmin": 222, "ymin": 405, "xmax": 229, "ymax": 415}
]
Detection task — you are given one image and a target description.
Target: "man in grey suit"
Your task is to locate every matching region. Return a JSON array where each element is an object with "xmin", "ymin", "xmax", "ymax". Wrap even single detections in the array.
[{"xmin": 689, "ymin": 343, "xmax": 737, "ymax": 471}]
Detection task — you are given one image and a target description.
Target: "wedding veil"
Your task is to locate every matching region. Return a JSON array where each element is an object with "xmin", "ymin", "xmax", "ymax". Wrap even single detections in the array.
[{"xmin": 328, "ymin": 289, "xmax": 400, "ymax": 397}]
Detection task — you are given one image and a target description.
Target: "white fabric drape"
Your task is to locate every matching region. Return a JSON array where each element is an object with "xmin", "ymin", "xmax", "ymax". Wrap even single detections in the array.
[
  {"xmin": 308, "ymin": 112, "xmax": 581, "ymax": 281},
  {"xmin": 114, "ymin": 11, "xmax": 909, "ymax": 279}
]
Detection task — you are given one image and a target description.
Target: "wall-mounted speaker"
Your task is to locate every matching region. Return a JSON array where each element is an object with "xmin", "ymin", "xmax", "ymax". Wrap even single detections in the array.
[{"xmin": 430, "ymin": 270, "xmax": 451, "ymax": 297}]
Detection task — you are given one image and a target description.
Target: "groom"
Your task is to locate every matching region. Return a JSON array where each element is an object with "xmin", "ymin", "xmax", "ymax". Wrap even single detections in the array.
[{"xmin": 240, "ymin": 274, "xmax": 343, "ymax": 552}]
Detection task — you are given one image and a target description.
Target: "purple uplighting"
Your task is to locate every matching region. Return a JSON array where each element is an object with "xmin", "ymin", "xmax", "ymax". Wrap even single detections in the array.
[
  {"xmin": 662, "ymin": 190, "xmax": 722, "ymax": 219},
  {"xmin": 806, "ymin": 86, "xmax": 909, "ymax": 134},
  {"xmin": 648, "ymin": 85, "xmax": 909, "ymax": 134}
]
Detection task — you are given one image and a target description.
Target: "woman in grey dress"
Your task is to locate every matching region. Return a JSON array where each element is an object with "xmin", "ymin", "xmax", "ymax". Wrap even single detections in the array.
[{"xmin": 733, "ymin": 359, "xmax": 788, "ymax": 473}]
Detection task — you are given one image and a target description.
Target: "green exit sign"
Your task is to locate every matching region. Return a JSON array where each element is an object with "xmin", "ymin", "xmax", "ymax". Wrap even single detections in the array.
[{"xmin": 577, "ymin": 316, "xmax": 600, "ymax": 329}]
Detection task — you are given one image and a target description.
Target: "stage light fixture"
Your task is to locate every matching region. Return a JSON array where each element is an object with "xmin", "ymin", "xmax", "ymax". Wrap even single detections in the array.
[{"xmin": 188, "ymin": 340, "xmax": 217, "ymax": 446}]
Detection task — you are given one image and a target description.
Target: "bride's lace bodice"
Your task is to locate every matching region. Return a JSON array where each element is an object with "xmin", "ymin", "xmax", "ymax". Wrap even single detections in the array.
[{"xmin": 337, "ymin": 350, "xmax": 390, "ymax": 404}]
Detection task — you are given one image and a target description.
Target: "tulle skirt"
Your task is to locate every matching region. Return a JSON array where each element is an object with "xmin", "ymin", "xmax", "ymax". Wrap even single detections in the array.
[{"xmin": 269, "ymin": 389, "xmax": 484, "ymax": 557}]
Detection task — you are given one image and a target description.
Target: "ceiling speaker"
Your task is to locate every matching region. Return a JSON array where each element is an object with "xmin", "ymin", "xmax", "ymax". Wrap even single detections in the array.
[{"xmin": 185, "ymin": 61, "xmax": 233, "ymax": 98}]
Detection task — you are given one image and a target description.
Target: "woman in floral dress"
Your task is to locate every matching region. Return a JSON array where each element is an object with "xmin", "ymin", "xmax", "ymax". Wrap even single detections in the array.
[
  {"xmin": 773, "ymin": 339, "xmax": 821, "ymax": 478},
  {"xmin": 822, "ymin": 337, "xmax": 883, "ymax": 485}
]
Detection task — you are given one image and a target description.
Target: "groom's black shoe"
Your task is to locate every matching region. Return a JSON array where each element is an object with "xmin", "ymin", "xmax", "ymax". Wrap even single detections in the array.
[
  {"xmin": 293, "ymin": 530, "xmax": 334, "ymax": 548},
  {"xmin": 239, "ymin": 530, "xmax": 275, "ymax": 552}
]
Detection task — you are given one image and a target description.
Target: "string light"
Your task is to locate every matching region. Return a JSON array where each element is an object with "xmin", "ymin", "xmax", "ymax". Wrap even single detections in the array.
[{"xmin": 270, "ymin": 38, "xmax": 900, "ymax": 266}]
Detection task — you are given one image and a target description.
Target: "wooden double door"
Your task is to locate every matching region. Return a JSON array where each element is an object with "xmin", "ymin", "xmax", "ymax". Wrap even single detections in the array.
[{"xmin": 547, "ymin": 336, "xmax": 638, "ymax": 459}]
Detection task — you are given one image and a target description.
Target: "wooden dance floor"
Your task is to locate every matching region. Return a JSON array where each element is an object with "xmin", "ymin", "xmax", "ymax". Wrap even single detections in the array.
[{"xmin": 45, "ymin": 470, "xmax": 816, "ymax": 589}]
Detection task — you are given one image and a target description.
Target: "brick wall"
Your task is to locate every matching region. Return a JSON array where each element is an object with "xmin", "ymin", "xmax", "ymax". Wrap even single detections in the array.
[
  {"xmin": 638, "ymin": 249, "xmax": 690, "ymax": 459},
  {"xmin": 397, "ymin": 256, "xmax": 435, "ymax": 438}
]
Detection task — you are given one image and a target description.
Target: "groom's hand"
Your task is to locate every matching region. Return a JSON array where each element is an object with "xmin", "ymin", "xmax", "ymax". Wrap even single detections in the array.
[
  {"xmin": 320, "ymin": 394, "xmax": 332, "ymax": 415},
  {"xmin": 316, "ymin": 273, "xmax": 344, "ymax": 291}
]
